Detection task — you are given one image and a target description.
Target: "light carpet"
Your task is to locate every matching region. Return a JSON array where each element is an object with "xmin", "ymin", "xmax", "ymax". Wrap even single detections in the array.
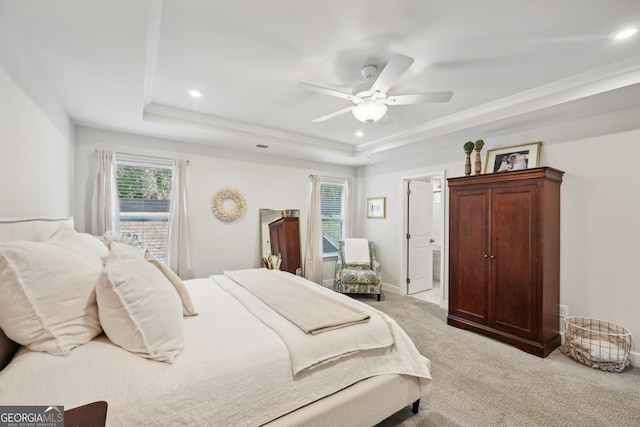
[{"xmin": 357, "ymin": 293, "xmax": 640, "ymax": 427}]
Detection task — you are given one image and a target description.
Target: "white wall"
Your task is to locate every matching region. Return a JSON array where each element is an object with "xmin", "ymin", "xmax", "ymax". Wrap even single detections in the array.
[
  {"xmin": 74, "ymin": 126, "xmax": 356, "ymax": 278},
  {"xmin": 0, "ymin": 61, "xmax": 73, "ymax": 217},
  {"xmin": 546, "ymin": 133, "xmax": 639, "ymax": 338},
  {"xmin": 357, "ymin": 110, "xmax": 640, "ymax": 356}
]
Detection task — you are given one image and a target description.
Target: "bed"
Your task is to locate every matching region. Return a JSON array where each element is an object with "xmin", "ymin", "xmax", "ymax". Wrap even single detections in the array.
[{"xmin": 0, "ymin": 217, "xmax": 431, "ymax": 426}]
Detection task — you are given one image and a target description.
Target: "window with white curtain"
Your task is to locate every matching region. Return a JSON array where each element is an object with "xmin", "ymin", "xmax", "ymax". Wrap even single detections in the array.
[
  {"xmin": 115, "ymin": 155, "xmax": 172, "ymax": 262},
  {"xmin": 320, "ymin": 179, "xmax": 346, "ymax": 256}
]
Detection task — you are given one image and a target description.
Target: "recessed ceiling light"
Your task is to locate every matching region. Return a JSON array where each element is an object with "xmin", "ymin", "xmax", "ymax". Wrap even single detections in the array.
[
  {"xmin": 613, "ymin": 27, "xmax": 637, "ymax": 40},
  {"xmin": 355, "ymin": 131, "xmax": 364, "ymax": 137},
  {"xmin": 188, "ymin": 89, "xmax": 202, "ymax": 98}
]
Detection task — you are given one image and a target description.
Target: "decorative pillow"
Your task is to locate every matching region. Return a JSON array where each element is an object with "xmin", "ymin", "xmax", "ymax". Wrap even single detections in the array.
[
  {"xmin": 144, "ymin": 250, "xmax": 198, "ymax": 316},
  {"xmin": 96, "ymin": 243, "xmax": 184, "ymax": 363},
  {"xmin": 0, "ymin": 225, "xmax": 103, "ymax": 355},
  {"xmin": 344, "ymin": 238, "xmax": 371, "ymax": 265},
  {"xmin": 46, "ymin": 225, "xmax": 107, "ymax": 265},
  {"xmin": 77, "ymin": 232, "xmax": 109, "ymax": 262},
  {"xmin": 105, "ymin": 239, "xmax": 145, "ymax": 261}
]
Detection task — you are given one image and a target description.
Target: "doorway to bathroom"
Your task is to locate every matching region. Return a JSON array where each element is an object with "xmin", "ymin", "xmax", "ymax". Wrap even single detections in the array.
[{"xmin": 402, "ymin": 171, "xmax": 445, "ymax": 306}]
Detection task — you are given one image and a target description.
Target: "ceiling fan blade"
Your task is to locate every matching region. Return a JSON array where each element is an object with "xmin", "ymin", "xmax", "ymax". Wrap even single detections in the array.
[
  {"xmin": 369, "ymin": 54, "xmax": 414, "ymax": 96},
  {"xmin": 384, "ymin": 91, "xmax": 454, "ymax": 105},
  {"xmin": 297, "ymin": 82, "xmax": 361, "ymax": 102},
  {"xmin": 312, "ymin": 106, "xmax": 355, "ymax": 122}
]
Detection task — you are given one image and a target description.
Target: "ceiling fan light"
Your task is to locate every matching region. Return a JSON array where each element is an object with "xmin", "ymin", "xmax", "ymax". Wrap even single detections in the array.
[{"xmin": 352, "ymin": 101, "xmax": 387, "ymax": 123}]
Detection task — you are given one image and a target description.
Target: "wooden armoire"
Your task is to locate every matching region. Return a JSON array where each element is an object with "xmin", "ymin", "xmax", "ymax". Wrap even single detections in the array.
[
  {"xmin": 269, "ymin": 216, "xmax": 301, "ymax": 275},
  {"xmin": 447, "ymin": 167, "xmax": 564, "ymax": 357}
]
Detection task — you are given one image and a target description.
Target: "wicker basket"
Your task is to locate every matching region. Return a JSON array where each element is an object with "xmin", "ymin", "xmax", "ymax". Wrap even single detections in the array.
[{"xmin": 563, "ymin": 316, "xmax": 632, "ymax": 372}]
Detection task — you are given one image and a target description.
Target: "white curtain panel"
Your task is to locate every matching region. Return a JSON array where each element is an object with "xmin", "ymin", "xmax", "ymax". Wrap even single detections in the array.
[
  {"xmin": 344, "ymin": 178, "xmax": 353, "ymax": 239},
  {"xmin": 304, "ymin": 175, "xmax": 323, "ymax": 284},
  {"xmin": 91, "ymin": 149, "xmax": 119, "ymax": 235},
  {"xmin": 166, "ymin": 159, "xmax": 192, "ymax": 279}
]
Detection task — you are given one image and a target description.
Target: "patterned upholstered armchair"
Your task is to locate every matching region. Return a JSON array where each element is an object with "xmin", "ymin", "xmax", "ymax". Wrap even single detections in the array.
[{"xmin": 334, "ymin": 239, "xmax": 382, "ymax": 301}]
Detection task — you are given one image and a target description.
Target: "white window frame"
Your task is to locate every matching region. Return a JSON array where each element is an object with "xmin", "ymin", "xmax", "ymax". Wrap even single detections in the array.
[{"xmin": 115, "ymin": 155, "xmax": 173, "ymax": 262}]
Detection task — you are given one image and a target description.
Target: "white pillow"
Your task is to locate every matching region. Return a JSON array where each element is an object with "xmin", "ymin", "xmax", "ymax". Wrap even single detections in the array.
[
  {"xmin": 344, "ymin": 238, "xmax": 371, "ymax": 265},
  {"xmin": 144, "ymin": 250, "xmax": 198, "ymax": 316},
  {"xmin": 105, "ymin": 239, "xmax": 145, "ymax": 261},
  {"xmin": 0, "ymin": 225, "xmax": 103, "ymax": 355},
  {"xmin": 77, "ymin": 232, "xmax": 109, "ymax": 262},
  {"xmin": 97, "ymin": 243, "xmax": 184, "ymax": 363}
]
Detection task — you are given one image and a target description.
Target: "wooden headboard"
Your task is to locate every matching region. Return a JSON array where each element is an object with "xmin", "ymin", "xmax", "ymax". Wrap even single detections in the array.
[{"xmin": 0, "ymin": 217, "xmax": 74, "ymax": 370}]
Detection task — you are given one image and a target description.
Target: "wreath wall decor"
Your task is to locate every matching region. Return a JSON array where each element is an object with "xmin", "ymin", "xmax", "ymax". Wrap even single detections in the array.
[{"xmin": 211, "ymin": 187, "xmax": 246, "ymax": 222}]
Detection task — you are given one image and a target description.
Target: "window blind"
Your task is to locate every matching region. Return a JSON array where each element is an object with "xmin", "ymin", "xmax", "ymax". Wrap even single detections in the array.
[{"xmin": 320, "ymin": 180, "xmax": 345, "ymax": 255}]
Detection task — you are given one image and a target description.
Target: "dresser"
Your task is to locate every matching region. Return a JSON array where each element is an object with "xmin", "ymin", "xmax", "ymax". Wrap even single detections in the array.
[
  {"xmin": 447, "ymin": 167, "xmax": 564, "ymax": 357},
  {"xmin": 269, "ymin": 216, "xmax": 301, "ymax": 275}
]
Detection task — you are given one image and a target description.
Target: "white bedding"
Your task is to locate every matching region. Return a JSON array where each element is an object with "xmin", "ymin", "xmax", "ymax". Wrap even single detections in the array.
[
  {"xmin": 216, "ymin": 271, "xmax": 393, "ymax": 374},
  {"xmin": 0, "ymin": 276, "xmax": 431, "ymax": 426}
]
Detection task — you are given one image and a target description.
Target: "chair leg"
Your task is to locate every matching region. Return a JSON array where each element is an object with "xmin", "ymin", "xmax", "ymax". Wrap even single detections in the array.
[
  {"xmin": 377, "ymin": 293, "xmax": 381, "ymax": 301},
  {"xmin": 412, "ymin": 399, "xmax": 420, "ymax": 414}
]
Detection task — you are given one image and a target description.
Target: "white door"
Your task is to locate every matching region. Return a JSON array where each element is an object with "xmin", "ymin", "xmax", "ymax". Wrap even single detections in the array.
[{"xmin": 407, "ymin": 180, "xmax": 434, "ymax": 294}]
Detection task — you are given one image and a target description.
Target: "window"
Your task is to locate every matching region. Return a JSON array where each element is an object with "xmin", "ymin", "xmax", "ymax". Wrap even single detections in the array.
[
  {"xmin": 320, "ymin": 179, "xmax": 346, "ymax": 256},
  {"xmin": 115, "ymin": 157, "xmax": 172, "ymax": 262}
]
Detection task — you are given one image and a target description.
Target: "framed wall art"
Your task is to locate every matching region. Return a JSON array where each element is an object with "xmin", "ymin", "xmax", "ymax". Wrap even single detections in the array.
[
  {"xmin": 484, "ymin": 142, "xmax": 541, "ymax": 173},
  {"xmin": 367, "ymin": 197, "xmax": 386, "ymax": 219}
]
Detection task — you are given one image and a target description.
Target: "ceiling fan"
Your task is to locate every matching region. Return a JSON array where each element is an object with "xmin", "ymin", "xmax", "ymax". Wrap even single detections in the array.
[{"xmin": 298, "ymin": 54, "xmax": 453, "ymax": 123}]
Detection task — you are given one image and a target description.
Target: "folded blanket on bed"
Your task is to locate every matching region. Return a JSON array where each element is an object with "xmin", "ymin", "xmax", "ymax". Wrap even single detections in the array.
[
  {"xmin": 214, "ymin": 270, "xmax": 394, "ymax": 374},
  {"xmin": 224, "ymin": 268, "xmax": 369, "ymax": 334}
]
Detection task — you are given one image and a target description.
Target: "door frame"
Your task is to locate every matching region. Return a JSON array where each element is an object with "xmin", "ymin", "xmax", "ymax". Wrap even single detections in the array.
[{"xmin": 401, "ymin": 170, "xmax": 447, "ymax": 307}]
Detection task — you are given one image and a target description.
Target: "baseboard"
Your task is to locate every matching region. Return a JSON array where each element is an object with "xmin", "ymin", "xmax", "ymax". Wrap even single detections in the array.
[{"xmin": 381, "ymin": 282, "xmax": 403, "ymax": 295}]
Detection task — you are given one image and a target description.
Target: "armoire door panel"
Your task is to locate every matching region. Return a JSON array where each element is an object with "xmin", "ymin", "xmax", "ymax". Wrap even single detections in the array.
[
  {"xmin": 449, "ymin": 190, "xmax": 488, "ymax": 323},
  {"xmin": 490, "ymin": 186, "xmax": 538, "ymax": 337}
]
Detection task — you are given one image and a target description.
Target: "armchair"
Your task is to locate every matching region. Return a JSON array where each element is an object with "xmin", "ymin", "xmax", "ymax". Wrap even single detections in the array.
[{"xmin": 334, "ymin": 239, "xmax": 382, "ymax": 301}]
